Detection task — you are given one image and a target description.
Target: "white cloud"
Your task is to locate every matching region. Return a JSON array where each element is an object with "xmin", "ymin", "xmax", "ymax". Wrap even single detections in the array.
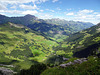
[
  {"xmin": 75, "ymin": 9, "xmax": 95, "ymax": 19},
  {"xmin": 78, "ymin": 9, "xmax": 94, "ymax": 14},
  {"xmin": 57, "ymin": 7, "xmax": 61, "ymax": 10},
  {"xmin": 0, "ymin": 10, "xmax": 22, "ymax": 16},
  {"xmin": 38, "ymin": 13, "xmax": 53, "ymax": 19},
  {"xmin": 0, "ymin": 4, "xmax": 7, "ymax": 10},
  {"xmin": 40, "ymin": 10, "xmax": 44, "ymax": 12},
  {"xmin": 66, "ymin": 12, "xmax": 74, "ymax": 16},
  {"xmin": 37, "ymin": 0, "xmax": 48, "ymax": 4},
  {"xmin": 22, "ymin": 10, "xmax": 38, "ymax": 15},
  {"xmin": 0, "ymin": 9, "xmax": 38, "ymax": 16},
  {"xmin": 50, "ymin": 10, "xmax": 55, "ymax": 12},
  {"xmin": 0, "ymin": 10, "xmax": 21, "ymax": 14},
  {"xmin": 10, "ymin": 6, "xmax": 17, "ymax": 9},
  {"xmin": 93, "ymin": 12, "xmax": 99, "ymax": 15},
  {"xmin": 46, "ymin": 9, "xmax": 55, "ymax": 12},
  {"xmin": 0, "ymin": 0, "xmax": 48, "ymax": 16},
  {"xmin": 96, "ymin": 14, "xmax": 100, "ymax": 17},
  {"xmin": 0, "ymin": 0, "xmax": 48, "ymax": 10},
  {"xmin": 65, "ymin": 9, "xmax": 100, "ymax": 24},
  {"xmin": 52, "ymin": 0, "xmax": 59, "ymax": 3},
  {"xmin": 0, "ymin": 10, "xmax": 4, "ymax": 12},
  {"xmin": 19, "ymin": 4, "xmax": 37, "ymax": 10},
  {"xmin": 1, "ymin": 0, "xmax": 48, "ymax": 4}
]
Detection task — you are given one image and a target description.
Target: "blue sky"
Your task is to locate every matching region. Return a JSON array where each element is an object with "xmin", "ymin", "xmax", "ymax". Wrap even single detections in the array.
[{"xmin": 0, "ymin": 0, "xmax": 100, "ymax": 24}]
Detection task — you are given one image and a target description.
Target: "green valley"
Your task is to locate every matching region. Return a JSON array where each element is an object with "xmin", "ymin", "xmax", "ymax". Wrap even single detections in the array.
[
  {"xmin": 0, "ymin": 22, "xmax": 59, "ymax": 69},
  {"xmin": 0, "ymin": 15, "xmax": 100, "ymax": 75},
  {"xmin": 40, "ymin": 23, "xmax": 100, "ymax": 75},
  {"xmin": 0, "ymin": 0, "xmax": 100, "ymax": 74}
]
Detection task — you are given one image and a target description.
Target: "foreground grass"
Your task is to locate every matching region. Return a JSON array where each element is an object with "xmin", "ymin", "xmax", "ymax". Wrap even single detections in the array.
[{"xmin": 41, "ymin": 56, "xmax": 100, "ymax": 75}]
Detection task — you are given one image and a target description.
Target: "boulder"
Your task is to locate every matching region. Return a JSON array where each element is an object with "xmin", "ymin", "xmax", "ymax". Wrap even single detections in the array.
[
  {"xmin": 66, "ymin": 62, "xmax": 73, "ymax": 66},
  {"xmin": 63, "ymin": 57, "xmax": 69, "ymax": 61},
  {"xmin": 60, "ymin": 58, "xmax": 88, "ymax": 68},
  {"xmin": 0, "ymin": 67, "xmax": 14, "ymax": 75},
  {"xmin": 60, "ymin": 64, "xmax": 67, "ymax": 68}
]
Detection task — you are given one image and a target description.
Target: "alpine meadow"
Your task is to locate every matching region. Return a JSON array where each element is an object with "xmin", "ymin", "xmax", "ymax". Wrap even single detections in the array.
[{"xmin": 0, "ymin": 0, "xmax": 100, "ymax": 75}]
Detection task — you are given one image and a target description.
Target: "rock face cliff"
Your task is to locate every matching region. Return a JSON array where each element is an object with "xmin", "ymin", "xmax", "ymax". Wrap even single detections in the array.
[
  {"xmin": 0, "ymin": 67, "xmax": 14, "ymax": 75},
  {"xmin": 60, "ymin": 58, "xmax": 88, "ymax": 68}
]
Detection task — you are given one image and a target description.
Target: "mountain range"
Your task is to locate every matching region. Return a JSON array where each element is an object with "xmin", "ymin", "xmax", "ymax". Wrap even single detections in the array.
[
  {"xmin": 0, "ymin": 14, "xmax": 94, "ymax": 42},
  {"xmin": 45, "ymin": 18, "xmax": 94, "ymax": 31},
  {"xmin": 0, "ymin": 14, "xmax": 100, "ymax": 75}
]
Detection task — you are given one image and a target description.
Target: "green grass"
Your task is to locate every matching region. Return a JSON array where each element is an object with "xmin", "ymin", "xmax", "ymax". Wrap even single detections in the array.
[
  {"xmin": 0, "ymin": 53, "xmax": 12, "ymax": 64},
  {"xmin": 0, "ymin": 23, "xmax": 59, "ymax": 69},
  {"xmin": 13, "ymin": 60, "xmax": 33, "ymax": 69},
  {"xmin": 41, "ymin": 56, "xmax": 100, "ymax": 75}
]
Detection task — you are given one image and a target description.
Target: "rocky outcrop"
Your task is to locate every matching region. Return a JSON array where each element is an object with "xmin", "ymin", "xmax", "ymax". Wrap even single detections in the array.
[
  {"xmin": 63, "ymin": 57, "xmax": 69, "ymax": 61},
  {"xmin": 60, "ymin": 58, "xmax": 88, "ymax": 68},
  {"xmin": 0, "ymin": 67, "xmax": 14, "ymax": 75},
  {"xmin": 0, "ymin": 64, "xmax": 14, "ymax": 67}
]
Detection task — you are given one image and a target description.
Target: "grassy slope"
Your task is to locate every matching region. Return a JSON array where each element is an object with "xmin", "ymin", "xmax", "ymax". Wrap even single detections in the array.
[
  {"xmin": 58, "ymin": 23, "xmax": 100, "ymax": 58},
  {"xmin": 0, "ymin": 22, "xmax": 59, "ymax": 69},
  {"xmin": 41, "ymin": 56, "xmax": 100, "ymax": 75},
  {"xmin": 17, "ymin": 23, "xmax": 100, "ymax": 75},
  {"xmin": 40, "ymin": 23, "xmax": 100, "ymax": 75},
  {"xmin": 14, "ymin": 23, "xmax": 100, "ymax": 74}
]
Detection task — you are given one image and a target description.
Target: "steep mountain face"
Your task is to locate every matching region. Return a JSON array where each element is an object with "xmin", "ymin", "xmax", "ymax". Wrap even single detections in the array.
[
  {"xmin": 0, "ymin": 14, "xmax": 94, "ymax": 42},
  {"xmin": 0, "ymin": 14, "xmax": 40, "ymax": 26},
  {"xmin": 0, "ymin": 15, "xmax": 9, "ymax": 24},
  {"xmin": 61, "ymin": 23, "xmax": 100, "ymax": 58},
  {"xmin": 0, "ymin": 22, "xmax": 59, "ymax": 69},
  {"xmin": 27, "ymin": 22, "xmax": 72, "ymax": 40}
]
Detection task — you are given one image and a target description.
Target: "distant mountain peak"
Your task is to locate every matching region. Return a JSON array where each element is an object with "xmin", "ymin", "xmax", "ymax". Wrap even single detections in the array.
[
  {"xmin": 24, "ymin": 14, "xmax": 37, "ymax": 18},
  {"xmin": 24, "ymin": 14, "xmax": 38, "ymax": 20},
  {"xmin": 0, "ymin": 14, "xmax": 7, "ymax": 17},
  {"xmin": 24, "ymin": 14, "xmax": 35, "ymax": 17}
]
